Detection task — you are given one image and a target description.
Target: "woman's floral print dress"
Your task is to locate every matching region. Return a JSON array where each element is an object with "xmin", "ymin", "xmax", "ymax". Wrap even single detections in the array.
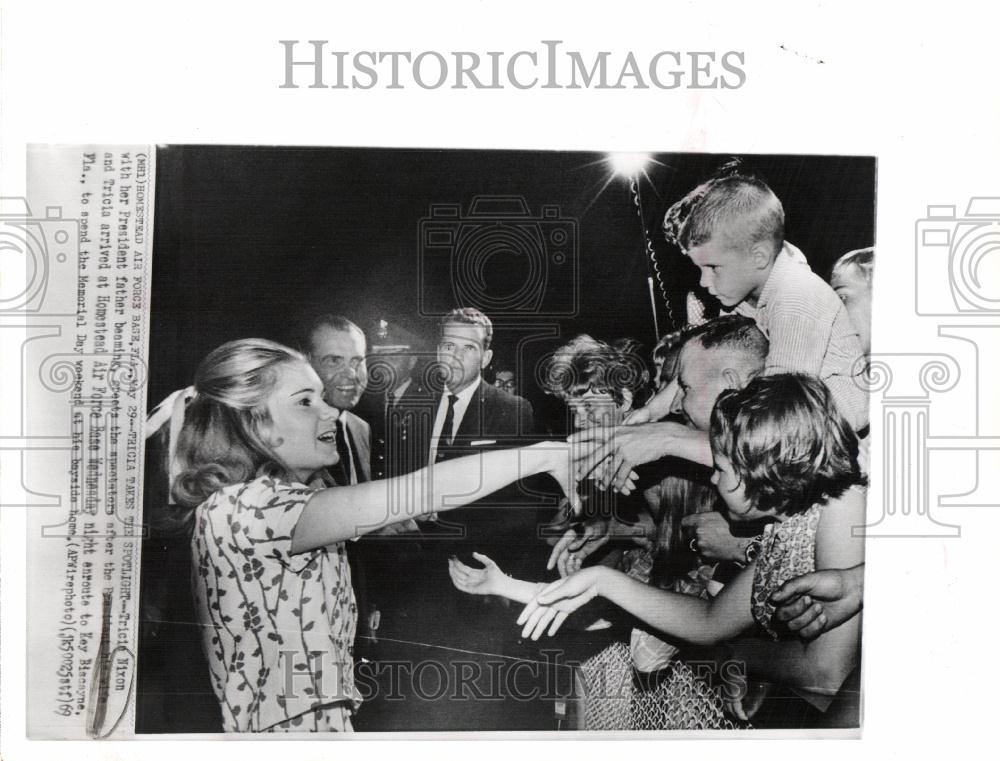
[{"xmin": 191, "ymin": 476, "xmax": 360, "ymax": 731}]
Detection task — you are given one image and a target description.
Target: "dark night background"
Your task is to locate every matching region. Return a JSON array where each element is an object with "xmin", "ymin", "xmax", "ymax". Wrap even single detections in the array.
[
  {"xmin": 148, "ymin": 147, "xmax": 875, "ymax": 425},
  {"xmin": 138, "ymin": 147, "xmax": 874, "ymax": 732}
]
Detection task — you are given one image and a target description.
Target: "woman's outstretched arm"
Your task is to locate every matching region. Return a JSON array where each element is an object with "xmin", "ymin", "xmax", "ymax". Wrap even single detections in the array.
[{"xmin": 290, "ymin": 441, "xmax": 576, "ymax": 552}]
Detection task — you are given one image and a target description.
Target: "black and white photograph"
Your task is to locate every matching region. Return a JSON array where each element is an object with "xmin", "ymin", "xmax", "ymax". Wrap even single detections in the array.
[
  {"xmin": 137, "ymin": 147, "xmax": 874, "ymax": 734},
  {"xmin": 5, "ymin": 2, "xmax": 999, "ymax": 757}
]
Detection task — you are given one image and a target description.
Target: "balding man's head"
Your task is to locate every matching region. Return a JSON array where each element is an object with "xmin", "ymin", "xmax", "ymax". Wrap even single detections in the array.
[{"xmin": 671, "ymin": 316, "xmax": 767, "ymax": 431}]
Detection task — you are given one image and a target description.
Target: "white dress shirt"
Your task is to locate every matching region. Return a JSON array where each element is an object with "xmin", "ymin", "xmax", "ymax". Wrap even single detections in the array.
[
  {"xmin": 427, "ymin": 376, "xmax": 481, "ymax": 466},
  {"xmin": 337, "ymin": 414, "xmax": 359, "ymax": 486}
]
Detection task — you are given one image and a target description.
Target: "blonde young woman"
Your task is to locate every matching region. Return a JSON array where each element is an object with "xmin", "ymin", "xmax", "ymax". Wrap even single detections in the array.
[{"xmin": 164, "ymin": 338, "xmax": 577, "ymax": 732}]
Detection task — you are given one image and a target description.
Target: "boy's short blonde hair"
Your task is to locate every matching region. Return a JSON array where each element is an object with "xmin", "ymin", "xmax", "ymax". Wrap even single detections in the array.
[{"xmin": 664, "ymin": 168, "xmax": 785, "ymax": 258}]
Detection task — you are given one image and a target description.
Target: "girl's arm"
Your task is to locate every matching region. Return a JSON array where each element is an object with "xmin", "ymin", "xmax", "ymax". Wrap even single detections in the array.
[
  {"xmin": 523, "ymin": 488, "xmax": 865, "ymax": 662},
  {"xmin": 448, "ymin": 553, "xmax": 545, "ymax": 604},
  {"xmin": 290, "ymin": 442, "xmax": 575, "ymax": 553},
  {"xmin": 451, "ymin": 553, "xmax": 616, "ymax": 638},
  {"xmin": 520, "ymin": 561, "xmax": 756, "ymax": 645}
]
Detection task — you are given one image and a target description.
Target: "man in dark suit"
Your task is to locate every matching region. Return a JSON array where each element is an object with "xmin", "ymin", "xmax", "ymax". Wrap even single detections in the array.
[
  {"xmin": 303, "ymin": 314, "xmax": 383, "ymax": 658},
  {"xmin": 357, "ymin": 308, "xmax": 561, "ymax": 731},
  {"xmin": 385, "ymin": 308, "xmax": 540, "ymax": 558}
]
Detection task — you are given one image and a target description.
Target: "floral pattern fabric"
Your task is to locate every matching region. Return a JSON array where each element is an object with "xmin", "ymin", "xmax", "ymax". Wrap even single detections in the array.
[
  {"xmin": 191, "ymin": 476, "xmax": 359, "ymax": 732},
  {"xmin": 751, "ymin": 502, "xmax": 823, "ymax": 639},
  {"xmin": 264, "ymin": 704, "xmax": 352, "ymax": 732}
]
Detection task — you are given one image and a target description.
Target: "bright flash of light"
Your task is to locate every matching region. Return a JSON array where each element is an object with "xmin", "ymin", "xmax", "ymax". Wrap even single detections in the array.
[
  {"xmin": 607, "ymin": 152, "xmax": 652, "ymax": 178},
  {"xmin": 576, "ymin": 153, "xmax": 668, "ymax": 216}
]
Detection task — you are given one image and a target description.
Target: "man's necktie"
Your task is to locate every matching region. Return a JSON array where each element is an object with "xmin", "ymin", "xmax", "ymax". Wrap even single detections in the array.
[
  {"xmin": 333, "ymin": 417, "xmax": 354, "ymax": 486},
  {"xmin": 435, "ymin": 394, "xmax": 459, "ymax": 462}
]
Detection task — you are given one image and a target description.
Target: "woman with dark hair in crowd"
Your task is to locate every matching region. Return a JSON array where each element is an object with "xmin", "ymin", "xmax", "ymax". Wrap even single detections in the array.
[{"xmin": 535, "ymin": 334, "xmax": 652, "ymax": 574}]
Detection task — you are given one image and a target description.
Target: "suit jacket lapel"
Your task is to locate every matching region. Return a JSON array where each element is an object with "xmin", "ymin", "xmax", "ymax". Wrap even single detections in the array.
[
  {"xmin": 343, "ymin": 411, "xmax": 371, "ymax": 483},
  {"xmin": 455, "ymin": 380, "xmax": 485, "ymax": 441}
]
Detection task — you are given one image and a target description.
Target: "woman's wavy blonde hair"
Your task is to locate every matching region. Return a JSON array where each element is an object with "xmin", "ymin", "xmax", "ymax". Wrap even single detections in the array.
[{"xmin": 171, "ymin": 338, "xmax": 306, "ymax": 511}]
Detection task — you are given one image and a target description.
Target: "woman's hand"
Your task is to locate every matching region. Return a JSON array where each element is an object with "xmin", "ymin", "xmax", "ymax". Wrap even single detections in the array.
[
  {"xmin": 570, "ymin": 423, "xmax": 681, "ymax": 493},
  {"xmin": 448, "ymin": 553, "xmax": 508, "ymax": 597}
]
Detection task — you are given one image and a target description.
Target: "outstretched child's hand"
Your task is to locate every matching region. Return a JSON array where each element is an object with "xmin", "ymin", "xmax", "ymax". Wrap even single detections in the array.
[
  {"xmin": 516, "ymin": 566, "xmax": 609, "ymax": 640},
  {"xmin": 448, "ymin": 552, "xmax": 508, "ymax": 597}
]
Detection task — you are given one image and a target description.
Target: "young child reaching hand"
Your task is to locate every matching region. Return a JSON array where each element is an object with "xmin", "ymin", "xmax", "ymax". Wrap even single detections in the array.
[
  {"xmin": 449, "ymin": 552, "xmax": 545, "ymax": 605},
  {"xmin": 518, "ymin": 373, "xmax": 866, "ymax": 710},
  {"xmin": 448, "ymin": 552, "xmax": 615, "ymax": 637}
]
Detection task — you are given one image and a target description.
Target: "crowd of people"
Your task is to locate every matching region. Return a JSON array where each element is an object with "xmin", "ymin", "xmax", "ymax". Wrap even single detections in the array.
[{"xmin": 143, "ymin": 165, "xmax": 873, "ymax": 732}]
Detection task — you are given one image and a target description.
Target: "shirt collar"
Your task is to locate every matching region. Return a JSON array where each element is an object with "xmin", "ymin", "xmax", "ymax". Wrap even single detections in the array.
[
  {"xmin": 756, "ymin": 241, "xmax": 808, "ymax": 309},
  {"xmin": 445, "ymin": 375, "xmax": 482, "ymax": 405}
]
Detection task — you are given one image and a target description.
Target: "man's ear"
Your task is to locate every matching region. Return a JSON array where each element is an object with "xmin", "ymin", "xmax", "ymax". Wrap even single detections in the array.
[
  {"xmin": 721, "ymin": 367, "xmax": 742, "ymax": 390},
  {"xmin": 620, "ymin": 388, "xmax": 634, "ymax": 414},
  {"xmin": 481, "ymin": 348, "xmax": 494, "ymax": 370}
]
